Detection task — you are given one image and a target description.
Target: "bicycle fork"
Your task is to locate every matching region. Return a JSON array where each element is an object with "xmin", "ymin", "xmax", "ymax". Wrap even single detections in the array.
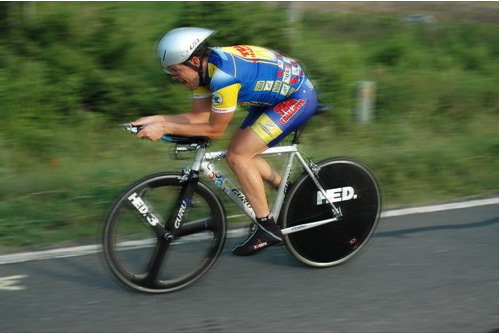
[
  {"xmin": 127, "ymin": 164, "xmax": 207, "ymax": 288},
  {"xmin": 163, "ymin": 168, "xmax": 201, "ymax": 241},
  {"xmin": 164, "ymin": 144, "xmax": 211, "ymax": 241}
]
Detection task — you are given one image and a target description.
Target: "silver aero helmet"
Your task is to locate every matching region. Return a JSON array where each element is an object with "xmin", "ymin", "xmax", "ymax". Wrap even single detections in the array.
[{"xmin": 157, "ymin": 27, "xmax": 215, "ymax": 71}]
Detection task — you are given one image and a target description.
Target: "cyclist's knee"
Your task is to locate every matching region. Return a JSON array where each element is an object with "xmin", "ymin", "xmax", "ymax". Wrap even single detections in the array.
[
  {"xmin": 226, "ymin": 149, "xmax": 247, "ymax": 171},
  {"xmin": 227, "ymin": 132, "xmax": 266, "ymax": 169}
]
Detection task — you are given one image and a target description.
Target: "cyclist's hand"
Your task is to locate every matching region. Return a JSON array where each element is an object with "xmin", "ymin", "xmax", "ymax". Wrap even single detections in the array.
[{"xmin": 136, "ymin": 122, "xmax": 168, "ymax": 142}]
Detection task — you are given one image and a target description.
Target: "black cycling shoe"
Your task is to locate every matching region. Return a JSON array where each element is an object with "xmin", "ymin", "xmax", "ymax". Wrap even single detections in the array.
[{"xmin": 232, "ymin": 216, "xmax": 283, "ymax": 256}]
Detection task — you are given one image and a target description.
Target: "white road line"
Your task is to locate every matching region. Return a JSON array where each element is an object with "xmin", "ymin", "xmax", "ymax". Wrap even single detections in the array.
[
  {"xmin": 0, "ymin": 275, "xmax": 27, "ymax": 291},
  {"xmin": 381, "ymin": 197, "xmax": 499, "ymax": 218},
  {"xmin": 0, "ymin": 197, "xmax": 498, "ymax": 265}
]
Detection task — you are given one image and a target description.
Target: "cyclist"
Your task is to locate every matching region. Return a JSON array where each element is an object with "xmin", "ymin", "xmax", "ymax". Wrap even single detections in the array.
[{"xmin": 132, "ymin": 27, "xmax": 318, "ymax": 256}]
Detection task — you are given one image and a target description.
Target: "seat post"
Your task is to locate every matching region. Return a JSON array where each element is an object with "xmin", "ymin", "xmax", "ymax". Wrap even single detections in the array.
[
  {"xmin": 291, "ymin": 103, "xmax": 330, "ymax": 144},
  {"xmin": 291, "ymin": 103, "xmax": 330, "ymax": 145},
  {"xmin": 291, "ymin": 127, "xmax": 303, "ymax": 145}
]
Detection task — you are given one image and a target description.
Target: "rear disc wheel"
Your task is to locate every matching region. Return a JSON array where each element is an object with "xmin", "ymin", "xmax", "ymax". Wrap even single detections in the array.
[{"xmin": 282, "ymin": 158, "xmax": 381, "ymax": 267}]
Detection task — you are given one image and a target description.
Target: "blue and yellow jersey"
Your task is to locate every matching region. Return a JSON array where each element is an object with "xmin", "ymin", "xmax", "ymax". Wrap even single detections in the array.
[{"xmin": 193, "ymin": 45, "xmax": 306, "ymax": 113}]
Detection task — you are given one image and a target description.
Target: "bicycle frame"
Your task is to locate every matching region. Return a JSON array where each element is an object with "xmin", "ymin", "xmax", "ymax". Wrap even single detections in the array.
[
  {"xmin": 104, "ymin": 122, "xmax": 380, "ymax": 294},
  {"xmin": 121, "ymin": 123, "xmax": 342, "ymax": 236},
  {"xmin": 184, "ymin": 142, "xmax": 343, "ymax": 235}
]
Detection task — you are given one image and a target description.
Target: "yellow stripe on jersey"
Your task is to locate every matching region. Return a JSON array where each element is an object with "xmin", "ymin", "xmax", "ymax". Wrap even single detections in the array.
[
  {"xmin": 211, "ymin": 83, "xmax": 241, "ymax": 113},
  {"xmin": 250, "ymin": 113, "xmax": 283, "ymax": 144},
  {"xmin": 208, "ymin": 63, "xmax": 217, "ymax": 78},
  {"xmin": 193, "ymin": 86, "xmax": 211, "ymax": 99},
  {"xmin": 219, "ymin": 46, "xmax": 276, "ymax": 61}
]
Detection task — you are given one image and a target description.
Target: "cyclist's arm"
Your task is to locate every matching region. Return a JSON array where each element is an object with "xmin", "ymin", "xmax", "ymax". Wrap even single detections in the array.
[
  {"xmin": 135, "ymin": 97, "xmax": 234, "ymax": 140},
  {"xmin": 161, "ymin": 96, "xmax": 214, "ymax": 124},
  {"xmin": 176, "ymin": 96, "xmax": 212, "ymax": 124},
  {"xmin": 136, "ymin": 83, "xmax": 239, "ymax": 140},
  {"xmin": 160, "ymin": 110, "xmax": 233, "ymax": 139},
  {"xmin": 163, "ymin": 83, "xmax": 240, "ymax": 138}
]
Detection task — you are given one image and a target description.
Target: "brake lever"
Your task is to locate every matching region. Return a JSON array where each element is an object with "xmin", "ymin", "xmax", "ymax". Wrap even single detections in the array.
[
  {"xmin": 122, "ymin": 123, "xmax": 176, "ymax": 142},
  {"xmin": 122, "ymin": 123, "xmax": 141, "ymax": 134}
]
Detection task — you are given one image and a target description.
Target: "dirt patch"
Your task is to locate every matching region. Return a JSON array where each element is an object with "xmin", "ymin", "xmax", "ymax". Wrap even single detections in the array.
[{"xmin": 275, "ymin": 1, "xmax": 499, "ymax": 25}]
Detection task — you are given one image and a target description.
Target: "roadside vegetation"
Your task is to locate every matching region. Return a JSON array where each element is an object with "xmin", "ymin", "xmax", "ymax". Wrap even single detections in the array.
[{"xmin": 1, "ymin": 2, "xmax": 498, "ymax": 251}]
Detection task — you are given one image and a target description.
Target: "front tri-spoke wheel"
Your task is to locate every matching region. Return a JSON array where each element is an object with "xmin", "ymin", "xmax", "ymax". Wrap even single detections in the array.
[{"xmin": 102, "ymin": 173, "xmax": 226, "ymax": 293}]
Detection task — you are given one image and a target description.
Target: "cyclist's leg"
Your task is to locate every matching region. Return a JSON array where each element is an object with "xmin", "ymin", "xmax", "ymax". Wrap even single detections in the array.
[
  {"xmin": 240, "ymin": 83, "xmax": 317, "ymax": 202},
  {"xmin": 227, "ymin": 128, "xmax": 271, "ymax": 218},
  {"xmin": 253, "ymin": 156, "xmax": 281, "ymax": 188},
  {"xmin": 227, "ymin": 128, "xmax": 285, "ymax": 256},
  {"xmin": 230, "ymin": 80, "xmax": 317, "ymax": 256},
  {"xmin": 238, "ymin": 109, "xmax": 281, "ymax": 189},
  {"xmin": 237, "ymin": 81, "xmax": 317, "ymax": 194}
]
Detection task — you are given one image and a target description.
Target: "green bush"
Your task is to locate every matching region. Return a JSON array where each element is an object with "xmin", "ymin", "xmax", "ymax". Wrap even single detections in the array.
[
  {"xmin": 1, "ymin": 3, "xmax": 498, "ymax": 250},
  {"xmin": 174, "ymin": 2, "xmax": 291, "ymax": 53}
]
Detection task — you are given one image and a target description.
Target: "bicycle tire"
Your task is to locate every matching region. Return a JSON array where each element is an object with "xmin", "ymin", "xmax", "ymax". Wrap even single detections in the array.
[
  {"xmin": 282, "ymin": 158, "xmax": 381, "ymax": 267},
  {"xmin": 102, "ymin": 173, "xmax": 226, "ymax": 293}
]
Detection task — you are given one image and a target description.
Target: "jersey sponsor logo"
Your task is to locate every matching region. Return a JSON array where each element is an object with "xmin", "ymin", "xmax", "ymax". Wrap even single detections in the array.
[
  {"xmin": 233, "ymin": 45, "xmax": 257, "ymax": 59},
  {"xmin": 212, "ymin": 106, "xmax": 236, "ymax": 113},
  {"xmin": 264, "ymin": 81, "xmax": 274, "ymax": 91},
  {"xmin": 251, "ymin": 114, "xmax": 283, "ymax": 144},
  {"xmin": 291, "ymin": 66, "xmax": 301, "ymax": 76},
  {"xmin": 254, "ymin": 81, "xmax": 265, "ymax": 91},
  {"xmin": 212, "ymin": 92, "xmax": 223, "ymax": 105},
  {"xmin": 283, "ymin": 66, "xmax": 291, "ymax": 84},
  {"xmin": 273, "ymin": 99, "xmax": 307, "ymax": 124},
  {"xmin": 257, "ymin": 123, "xmax": 272, "ymax": 137},
  {"xmin": 265, "ymin": 120, "xmax": 276, "ymax": 130},
  {"xmin": 272, "ymin": 81, "xmax": 282, "ymax": 93},
  {"xmin": 280, "ymin": 83, "xmax": 290, "ymax": 96}
]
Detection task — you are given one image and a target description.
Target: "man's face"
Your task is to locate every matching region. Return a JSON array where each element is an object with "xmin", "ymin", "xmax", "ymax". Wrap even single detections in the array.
[{"xmin": 166, "ymin": 59, "xmax": 200, "ymax": 90}]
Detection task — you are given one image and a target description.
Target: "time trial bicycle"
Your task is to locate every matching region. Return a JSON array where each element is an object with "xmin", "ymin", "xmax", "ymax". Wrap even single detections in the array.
[{"xmin": 102, "ymin": 106, "xmax": 381, "ymax": 294}]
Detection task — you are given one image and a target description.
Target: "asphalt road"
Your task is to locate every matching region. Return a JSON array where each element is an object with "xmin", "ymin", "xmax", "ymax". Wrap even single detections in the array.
[{"xmin": 0, "ymin": 202, "xmax": 498, "ymax": 332}]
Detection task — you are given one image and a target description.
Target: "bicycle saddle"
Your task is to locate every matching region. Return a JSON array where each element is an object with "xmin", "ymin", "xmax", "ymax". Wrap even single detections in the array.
[{"xmin": 162, "ymin": 135, "xmax": 211, "ymax": 146}]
